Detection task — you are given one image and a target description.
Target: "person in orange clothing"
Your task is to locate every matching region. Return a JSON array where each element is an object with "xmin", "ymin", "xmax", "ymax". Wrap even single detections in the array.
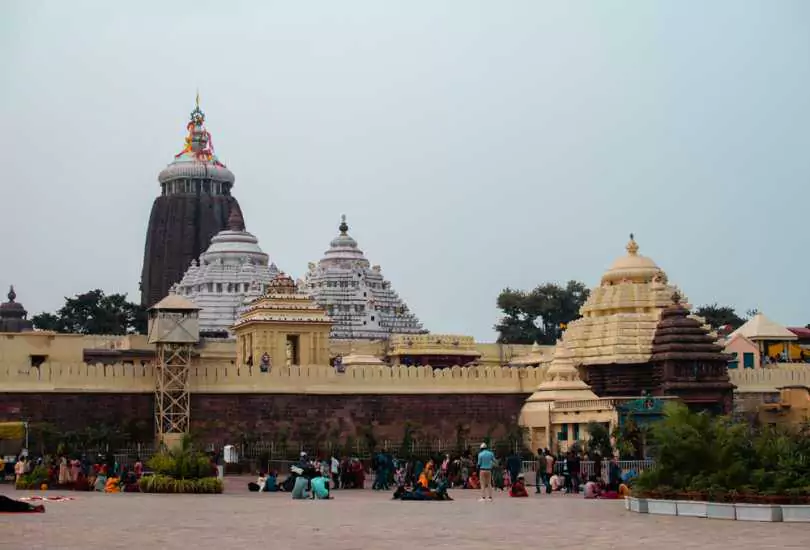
[
  {"xmin": 509, "ymin": 474, "xmax": 529, "ymax": 497},
  {"xmin": 467, "ymin": 470, "xmax": 480, "ymax": 489}
]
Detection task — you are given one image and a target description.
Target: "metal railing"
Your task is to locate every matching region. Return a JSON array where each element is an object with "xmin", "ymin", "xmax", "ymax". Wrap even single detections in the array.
[{"xmin": 521, "ymin": 459, "xmax": 655, "ymax": 482}]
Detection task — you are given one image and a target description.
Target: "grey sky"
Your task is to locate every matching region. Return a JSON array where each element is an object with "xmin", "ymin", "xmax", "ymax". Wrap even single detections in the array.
[{"xmin": 2, "ymin": 0, "xmax": 808, "ymax": 340}]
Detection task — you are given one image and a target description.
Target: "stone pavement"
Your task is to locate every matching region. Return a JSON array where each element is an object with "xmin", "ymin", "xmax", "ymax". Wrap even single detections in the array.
[{"xmin": 1, "ymin": 485, "xmax": 808, "ymax": 550}]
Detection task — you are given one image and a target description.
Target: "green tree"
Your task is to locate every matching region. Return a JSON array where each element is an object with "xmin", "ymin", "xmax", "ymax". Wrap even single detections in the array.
[
  {"xmin": 694, "ymin": 303, "xmax": 745, "ymax": 330},
  {"xmin": 586, "ymin": 421, "xmax": 614, "ymax": 458},
  {"xmin": 32, "ymin": 289, "xmax": 146, "ymax": 334},
  {"xmin": 494, "ymin": 280, "xmax": 589, "ymax": 344}
]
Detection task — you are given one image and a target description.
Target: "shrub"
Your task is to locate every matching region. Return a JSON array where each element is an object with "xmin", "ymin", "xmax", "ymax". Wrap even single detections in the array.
[
  {"xmin": 634, "ymin": 402, "xmax": 810, "ymax": 501},
  {"xmin": 15, "ymin": 465, "xmax": 50, "ymax": 490},
  {"xmin": 139, "ymin": 474, "xmax": 223, "ymax": 494}
]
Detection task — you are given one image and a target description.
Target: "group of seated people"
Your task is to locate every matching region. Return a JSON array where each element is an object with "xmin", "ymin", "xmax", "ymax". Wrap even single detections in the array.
[{"xmin": 247, "ymin": 469, "xmax": 332, "ymax": 500}]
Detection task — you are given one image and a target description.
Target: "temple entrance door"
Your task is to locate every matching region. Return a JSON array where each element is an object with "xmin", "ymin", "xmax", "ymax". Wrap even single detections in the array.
[{"xmin": 286, "ymin": 335, "xmax": 300, "ymax": 366}]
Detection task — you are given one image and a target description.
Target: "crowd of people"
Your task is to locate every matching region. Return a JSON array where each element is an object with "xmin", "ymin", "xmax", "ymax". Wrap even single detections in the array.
[{"xmin": 9, "ymin": 453, "xmax": 148, "ymax": 493}]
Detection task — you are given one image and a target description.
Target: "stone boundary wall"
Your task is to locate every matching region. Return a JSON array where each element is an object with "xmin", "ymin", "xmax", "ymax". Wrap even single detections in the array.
[
  {"xmin": 728, "ymin": 368, "xmax": 810, "ymax": 392},
  {"xmin": 0, "ymin": 362, "xmax": 546, "ymax": 394}
]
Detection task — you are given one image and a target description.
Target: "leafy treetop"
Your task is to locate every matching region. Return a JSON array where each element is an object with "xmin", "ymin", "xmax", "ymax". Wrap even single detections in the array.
[
  {"xmin": 32, "ymin": 289, "xmax": 147, "ymax": 335},
  {"xmin": 494, "ymin": 280, "xmax": 589, "ymax": 345}
]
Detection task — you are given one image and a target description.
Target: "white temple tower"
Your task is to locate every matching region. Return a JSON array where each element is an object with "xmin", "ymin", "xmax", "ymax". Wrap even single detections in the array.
[
  {"xmin": 303, "ymin": 215, "xmax": 427, "ymax": 340},
  {"xmin": 170, "ymin": 208, "xmax": 280, "ymax": 337}
]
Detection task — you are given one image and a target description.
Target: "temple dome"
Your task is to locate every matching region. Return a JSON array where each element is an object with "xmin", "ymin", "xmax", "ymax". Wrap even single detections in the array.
[
  {"xmin": 321, "ymin": 215, "xmax": 368, "ymax": 267},
  {"xmin": 0, "ymin": 286, "xmax": 33, "ymax": 332},
  {"xmin": 601, "ymin": 234, "xmax": 665, "ymax": 285},
  {"xmin": 525, "ymin": 342, "xmax": 598, "ymax": 403}
]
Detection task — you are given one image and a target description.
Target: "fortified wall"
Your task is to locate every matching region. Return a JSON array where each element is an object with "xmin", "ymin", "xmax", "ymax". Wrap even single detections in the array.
[
  {"xmin": 0, "ymin": 362, "xmax": 545, "ymax": 444},
  {"xmin": 2, "ymin": 351, "xmax": 807, "ymax": 445}
]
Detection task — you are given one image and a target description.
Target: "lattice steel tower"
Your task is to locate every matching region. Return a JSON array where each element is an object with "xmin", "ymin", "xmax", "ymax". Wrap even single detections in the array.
[{"xmin": 147, "ymin": 295, "xmax": 201, "ymax": 449}]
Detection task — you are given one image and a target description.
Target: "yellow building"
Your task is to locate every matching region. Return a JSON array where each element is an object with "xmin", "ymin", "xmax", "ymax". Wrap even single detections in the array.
[
  {"xmin": 758, "ymin": 385, "xmax": 810, "ymax": 426},
  {"xmin": 232, "ymin": 273, "xmax": 332, "ymax": 368}
]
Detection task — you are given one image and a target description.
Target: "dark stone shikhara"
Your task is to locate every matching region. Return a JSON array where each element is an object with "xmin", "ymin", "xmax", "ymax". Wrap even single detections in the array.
[
  {"xmin": 650, "ymin": 295, "xmax": 735, "ymax": 414},
  {"xmin": 139, "ymin": 99, "xmax": 244, "ymax": 307},
  {"xmin": 140, "ymin": 194, "xmax": 241, "ymax": 307}
]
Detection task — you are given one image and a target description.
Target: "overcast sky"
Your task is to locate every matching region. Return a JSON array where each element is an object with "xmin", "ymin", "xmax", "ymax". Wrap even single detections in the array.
[{"xmin": 1, "ymin": 1, "xmax": 808, "ymax": 340}]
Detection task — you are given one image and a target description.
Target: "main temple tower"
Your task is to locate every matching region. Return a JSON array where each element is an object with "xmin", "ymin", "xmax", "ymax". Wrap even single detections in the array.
[{"xmin": 140, "ymin": 97, "xmax": 243, "ymax": 306}]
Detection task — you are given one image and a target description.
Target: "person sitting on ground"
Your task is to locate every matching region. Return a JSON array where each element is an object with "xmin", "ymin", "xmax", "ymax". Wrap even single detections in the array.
[
  {"xmin": 393, "ymin": 480, "xmax": 452, "ymax": 501},
  {"xmin": 509, "ymin": 474, "xmax": 529, "ymax": 497},
  {"xmin": 0, "ymin": 494, "xmax": 45, "ymax": 514},
  {"xmin": 248, "ymin": 472, "xmax": 267, "ymax": 492},
  {"xmin": 310, "ymin": 473, "xmax": 331, "ymax": 500},
  {"xmin": 291, "ymin": 474, "xmax": 310, "ymax": 499},
  {"xmin": 550, "ymin": 474, "xmax": 563, "ymax": 492},
  {"xmin": 584, "ymin": 476, "xmax": 601, "ymax": 499},
  {"xmin": 264, "ymin": 471, "xmax": 278, "ymax": 492}
]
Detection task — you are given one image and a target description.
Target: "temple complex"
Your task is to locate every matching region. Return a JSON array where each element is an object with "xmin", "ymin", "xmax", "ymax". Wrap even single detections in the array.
[
  {"xmin": 170, "ymin": 207, "xmax": 280, "ymax": 337},
  {"xmin": 232, "ymin": 273, "xmax": 331, "ymax": 368},
  {"xmin": 650, "ymin": 294, "xmax": 735, "ymax": 414},
  {"xmin": 303, "ymin": 216, "xmax": 426, "ymax": 340},
  {"xmin": 0, "ymin": 286, "xmax": 33, "ymax": 333},
  {"xmin": 563, "ymin": 235, "xmax": 684, "ymax": 396},
  {"xmin": 140, "ymin": 96, "xmax": 244, "ymax": 307}
]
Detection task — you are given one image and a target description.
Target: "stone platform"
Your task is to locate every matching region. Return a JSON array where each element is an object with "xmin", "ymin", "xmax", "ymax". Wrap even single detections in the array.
[{"xmin": 1, "ymin": 485, "xmax": 807, "ymax": 549}]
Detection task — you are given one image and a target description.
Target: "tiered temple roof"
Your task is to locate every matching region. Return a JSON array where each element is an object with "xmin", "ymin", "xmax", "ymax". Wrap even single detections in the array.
[
  {"xmin": 233, "ymin": 273, "xmax": 331, "ymax": 328},
  {"xmin": 563, "ymin": 235, "xmax": 685, "ymax": 367},
  {"xmin": 524, "ymin": 341, "xmax": 597, "ymax": 404},
  {"xmin": 303, "ymin": 216, "xmax": 426, "ymax": 340},
  {"xmin": 171, "ymin": 207, "xmax": 279, "ymax": 336}
]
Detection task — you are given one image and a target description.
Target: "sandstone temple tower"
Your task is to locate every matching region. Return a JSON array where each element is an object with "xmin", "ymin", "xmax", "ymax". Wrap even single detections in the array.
[
  {"xmin": 303, "ymin": 215, "xmax": 426, "ymax": 340},
  {"xmin": 140, "ymin": 96, "xmax": 243, "ymax": 307}
]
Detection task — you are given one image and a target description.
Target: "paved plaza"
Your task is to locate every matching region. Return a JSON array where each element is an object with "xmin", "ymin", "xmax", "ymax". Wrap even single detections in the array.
[{"xmin": 2, "ymin": 483, "xmax": 808, "ymax": 550}]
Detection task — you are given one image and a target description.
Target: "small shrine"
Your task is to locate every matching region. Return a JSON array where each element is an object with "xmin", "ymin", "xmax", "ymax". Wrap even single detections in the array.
[
  {"xmin": 509, "ymin": 342, "xmax": 550, "ymax": 367},
  {"xmin": 232, "ymin": 273, "xmax": 332, "ymax": 368},
  {"xmin": 519, "ymin": 342, "xmax": 603, "ymax": 451},
  {"xmin": 387, "ymin": 334, "xmax": 482, "ymax": 368},
  {"xmin": 0, "ymin": 286, "xmax": 33, "ymax": 333}
]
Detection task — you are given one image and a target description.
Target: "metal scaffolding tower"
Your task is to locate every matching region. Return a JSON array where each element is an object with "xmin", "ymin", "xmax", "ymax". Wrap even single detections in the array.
[
  {"xmin": 147, "ymin": 295, "xmax": 201, "ymax": 448},
  {"xmin": 155, "ymin": 342, "xmax": 193, "ymax": 437}
]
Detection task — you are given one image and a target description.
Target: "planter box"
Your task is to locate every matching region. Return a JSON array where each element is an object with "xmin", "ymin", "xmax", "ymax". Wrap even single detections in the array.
[
  {"xmin": 677, "ymin": 501, "xmax": 708, "ymax": 518},
  {"xmin": 735, "ymin": 503, "xmax": 782, "ymax": 522},
  {"xmin": 628, "ymin": 497, "xmax": 648, "ymax": 513},
  {"xmin": 781, "ymin": 505, "xmax": 810, "ymax": 523},
  {"xmin": 706, "ymin": 502, "xmax": 736, "ymax": 520},
  {"xmin": 647, "ymin": 499, "xmax": 678, "ymax": 516}
]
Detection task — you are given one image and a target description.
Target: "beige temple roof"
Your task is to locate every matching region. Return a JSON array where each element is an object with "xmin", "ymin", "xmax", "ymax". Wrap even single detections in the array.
[
  {"xmin": 562, "ymin": 235, "xmax": 684, "ymax": 366},
  {"xmin": 510, "ymin": 342, "xmax": 551, "ymax": 366},
  {"xmin": 730, "ymin": 313, "xmax": 797, "ymax": 342},
  {"xmin": 340, "ymin": 352, "xmax": 387, "ymax": 367},
  {"xmin": 524, "ymin": 341, "xmax": 597, "ymax": 403},
  {"xmin": 387, "ymin": 334, "xmax": 482, "ymax": 358}
]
